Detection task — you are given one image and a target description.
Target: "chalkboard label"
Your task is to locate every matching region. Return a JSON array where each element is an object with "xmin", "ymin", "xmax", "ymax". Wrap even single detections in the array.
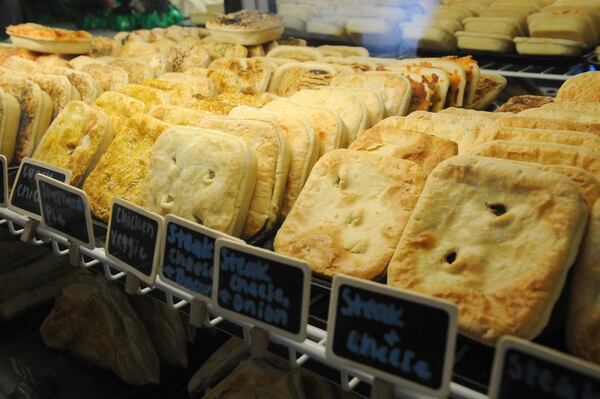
[
  {"xmin": 105, "ymin": 198, "xmax": 163, "ymax": 285},
  {"xmin": 160, "ymin": 215, "xmax": 239, "ymax": 301},
  {"xmin": 0, "ymin": 155, "xmax": 6, "ymax": 207},
  {"xmin": 36, "ymin": 174, "xmax": 95, "ymax": 249},
  {"xmin": 489, "ymin": 336, "xmax": 600, "ymax": 399},
  {"xmin": 213, "ymin": 238, "xmax": 311, "ymax": 342},
  {"xmin": 9, "ymin": 158, "xmax": 71, "ymax": 220},
  {"xmin": 326, "ymin": 276, "xmax": 458, "ymax": 397}
]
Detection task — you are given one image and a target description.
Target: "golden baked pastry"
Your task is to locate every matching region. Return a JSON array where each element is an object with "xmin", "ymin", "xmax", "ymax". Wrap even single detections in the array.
[
  {"xmin": 148, "ymin": 104, "xmax": 209, "ymax": 126},
  {"xmin": 208, "ymin": 57, "xmax": 272, "ymax": 95},
  {"xmin": 567, "ymin": 200, "xmax": 600, "ymax": 366},
  {"xmin": 199, "ymin": 39, "xmax": 248, "ymax": 59},
  {"xmin": 557, "ymin": 72, "xmax": 600, "ymax": 103},
  {"xmin": 330, "ymin": 72, "xmax": 412, "ymax": 117},
  {"xmin": 83, "ymin": 114, "xmax": 169, "ymax": 222},
  {"xmin": 206, "ymin": 10, "xmax": 284, "ymax": 46},
  {"xmin": 323, "ymin": 87, "xmax": 384, "ymax": 128},
  {"xmin": 476, "ymin": 127, "xmax": 600, "ymax": 153},
  {"xmin": 542, "ymin": 101, "xmax": 600, "ymax": 114},
  {"xmin": 198, "ymin": 116, "xmax": 290, "ymax": 239},
  {"xmin": 108, "ymin": 58, "xmax": 155, "ymax": 84},
  {"xmin": 47, "ymin": 67, "xmax": 101, "ymax": 105},
  {"xmin": 167, "ymin": 44, "xmax": 210, "ymax": 72},
  {"xmin": 349, "ymin": 125, "xmax": 458, "ymax": 174},
  {"xmin": 268, "ymin": 62, "xmax": 337, "ymax": 97},
  {"xmin": 496, "ymin": 95, "xmax": 555, "ymax": 113},
  {"xmin": 470, "ymin": 140, "xmax": 600, "ymax": 182},
  {"xmin": 494, "ymin": 116, "xmax": 600, "ymax": 136},
  {"xmin": 0, "ymin": 76, "xmax": 53, "ymax": 161},
  {"xmin": 29, "ymin": 74, "xmax": 81, "ymax": 119},
  {"xmin": 32, "ymin": 101, "xmax": 112, "ymax": 186},
  {"xmin": 34, "ymin": 54, "xmax": 70, "ymax": 69},
  {"xmin": 264, "ymin": 99, "xmax": 343, "ymax": 156},
  {"xmin": 145, "ymin": 76, "xmax": 215, "ymax": 107},
  {"xmin": 266, "ymin": 45, "xmax": 322, "ymax": 62},
  {"xmin": 275, "ymin": 149, "xmax": 425, "ymax": 280},
  {"xmin": 116, "ymin": 84, "xmax": 170, "ymax": 112},
  {"xmin": 2, "ymin": 55, "xmax": 41, "ymax": 76},
  {"xmin": 94, "ymin": 91, "xmax": 145, "ymax": 138},
  {"xmin": 317, "ymin": 45, "xmax": 369, "ymax": 57},
  {"xmin": 141, "ymin": 126, "xmax": 257, "ymax": 236},
  {"xmin": 229, "ymin": 105, "xmax": 320, "ymax": 218},
  {"xmin": 81, "ymin": 63, "xmax": 129, "ymax": 92},
  {"xmin": 387, "ymin": 155, "xmax": 589, "ymax": 344},
  {"xmin": 7, "ymin": 23, "xmax": 92, "ymax": 54},
  {"xmin": 0, "ymin": 88, "xmax": 21, "ymax": 165},
  {"xmin": 184, "ymin": 67, "xmax": 241, "ymax": 94}
]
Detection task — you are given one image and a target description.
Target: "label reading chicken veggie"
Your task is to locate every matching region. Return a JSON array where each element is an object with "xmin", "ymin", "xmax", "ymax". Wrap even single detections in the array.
[
  {"xmin": 326, "ymin": 276, "xmax": 458, "ymax": 397},
  {"xmin": 0, "ymin": 155, "xmax": 6, "ymax": 207},
  {"xmin": 489, "ymin": 337, "xmax": 600, "ymax": 399},
  {"xmin": 213, "ymin": 238, "xmax": 311, "ymax": 342},
  {"xmin": 105, "ymin": 198, "xmax": 163, "ymax": 285},
  {"xmin": 36, "ymin": 174, "xmax": 95, "ymax": 248},
  {"xmin": 9, "ymin": 158, "xmax": 71, "ymax": 220},
  {"xmin": 160, "ymin": 215, "xmax": 235, "ymax": 301}
]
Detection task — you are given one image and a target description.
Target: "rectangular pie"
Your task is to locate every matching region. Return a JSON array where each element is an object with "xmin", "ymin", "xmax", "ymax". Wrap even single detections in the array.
[
  {"xmin": 141, "ymin": 126, "xmax": 257, "ymax": 236},
  {"xmin": 387, "ymin": 155, "xmax": 589, "ymax": 343},
  {"xmin": 275, "ymin": 149, "xmax": 425, "ymax": 280}
]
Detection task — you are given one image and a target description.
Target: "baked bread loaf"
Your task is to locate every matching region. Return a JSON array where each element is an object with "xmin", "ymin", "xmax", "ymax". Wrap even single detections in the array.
[
  {"xmin": 32, "ymin": 101, "xmax": 112, "ymax": 186},
  {"xmin": 83, "ymin": 114, "xmax": 169, "ymax": 222},
  {"xmin": 29, "ymin": 74, "xmax": 81, "ymax": 119},
  {"xmin": 198, "ymin": 116, "xmax": 290, "ymax": 239},
  {"xmin": 116, "ymin": 84, "xmax": 170, "ymax": 112},
  {"xmin": 496, "ymin": 95, "xmax": 555, "ymax": 113},
  {"xmin": 0, "ymin": 88, "xmax": 21, "ymax": 164},
  {"xmin": 7, "ymin": 23, "xmax": 92, "ymax": 54},
  {"xmin": 228, "ymin": 106, "xmax": 319, "ymax": 218},
  {"xmin": 387, "ymin": 155, "xmax": 589, "ymax": 344},
  {"xmin": 208, "ymin": 57, "xmax": 272, "ymax": 95},
  {"xmin": 141, "ymin": 126, "xmax": 257, "ymax": 236},
  {"xmin": 349, "ymin": 125, "xmax": 458, "ymax": 174},
  {"xmin": 557, "ymin": 72, "xmax": 600, "ymax": 103},
  {"xmin": 275, "ymin": 149, "xmax": 425, "ymax": 279},
  {"xmin": 567, "ymin": 200, "xmax": 600, "ymax": 366},
  {"xmin": 268, "ymin": 62, "xmax": 337, "ymax": 97},
  {"xmin": 470, "ymin": 140, "xmax": 600, "ymax": 181},
  {"xmin": 206, "ymin": 10, "xmax": 284, "ymax": 46},
  {"xmin": 289, "ymin": 88, "xmax": 367, "ymax": 146},
  {"xmin": 330, "ymin": 72, "xmax": 412, "ymax": 117},
  {"xmin": 47, "ymin": 67, "xmax": 101, "ymax": 105},
  {"xmin": 148, "ymin": 104, "xmax": 209, "ymax": 126},
  {"xmin": 0, "ymin": 76, "xmax": 52, "ymax": 162},
  {"xmin": 264, "ymin": 99, "xmax": 344, "ymax": 157}
]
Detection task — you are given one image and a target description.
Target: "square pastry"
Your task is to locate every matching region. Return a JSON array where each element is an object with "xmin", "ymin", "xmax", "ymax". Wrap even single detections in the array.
[
  {"xmin": 275, "ymin": 149, "xmax": 425, "ymax": 280},
  {"xmin": 33, "ymin": 101, "xmax": 112, "ymax": 186},
  {"xmin": 229, "ymin": 105, "xmax": 320, "ymax": 217},
  {"xmin": 116, "ymin": 84, "xmax": 170, "ymax": 112},
  {"xmin": 94, "ymin": 91, "xmax": 145, "ymax": 138},
  {"xmin": 387, "ymin": 156, "xmax": 589, "ymax": 344},
  {"xmin": 141, "ymin": 126, "xmax": 257, "ymax": 236},
  {"xmin": 198, "ymin": 116, "xmax": 290, "ymax": 239},
  {"xmin": 83, "ymin": 113, "xmax": 169, "ymax": 221},
  {"xmin": 349, "ymin": 125, "xmax": 457, "ymax": 174}
]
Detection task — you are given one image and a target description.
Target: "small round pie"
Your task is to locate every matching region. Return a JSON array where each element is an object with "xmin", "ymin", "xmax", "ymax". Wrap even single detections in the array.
[
  {"xmin": 206, "ymin": 10, "xmax": 284, "ymax": 46},
  {"xmin": 7, "ymin": 23, "xmax": 92, "ymax": 54}
]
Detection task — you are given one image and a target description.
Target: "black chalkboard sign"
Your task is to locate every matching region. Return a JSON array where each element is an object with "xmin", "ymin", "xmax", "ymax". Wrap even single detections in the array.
[
  {"xmin": 36, "ymin": 174, "xmax": 95, "ymax": 248},
  {"xmin": 490, "ymin": 337, "xmax": 600, "ymax": 399},
  {"xmin": 213, "ymin": 238, "xmax": 311, "ymax": 342},
  {"xmin": 105, "ymin": 198, "xmax": 163, "ymax": 285},
  {"xmin": 8, "ymin": 158, "xmax": 71, "ymax": 220},
  {"xmin": 0, "ymin": 155, "xmax": 6, "ymax": 207},
  {"xmin": 326, "ymin": 276, "xmax": 458, "ymax": 397},
  {"xmin": 160, "ymin": 215, "xmax": 236, "ymax": 301}
]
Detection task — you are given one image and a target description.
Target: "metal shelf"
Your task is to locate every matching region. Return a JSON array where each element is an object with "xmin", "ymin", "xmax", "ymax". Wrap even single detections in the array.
[
  {"xmin": 480, "ymin": 62, "xmax": 585, "ymax": 81},
  {"xmin": 0, "ymin": 206, "xmax": 487, "ymax": 399}
]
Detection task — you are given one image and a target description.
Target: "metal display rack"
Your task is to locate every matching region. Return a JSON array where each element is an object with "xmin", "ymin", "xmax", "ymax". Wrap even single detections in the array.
[{"xmin": 0, "ymin": 205, "xmax": 487, "ymax": 399}]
